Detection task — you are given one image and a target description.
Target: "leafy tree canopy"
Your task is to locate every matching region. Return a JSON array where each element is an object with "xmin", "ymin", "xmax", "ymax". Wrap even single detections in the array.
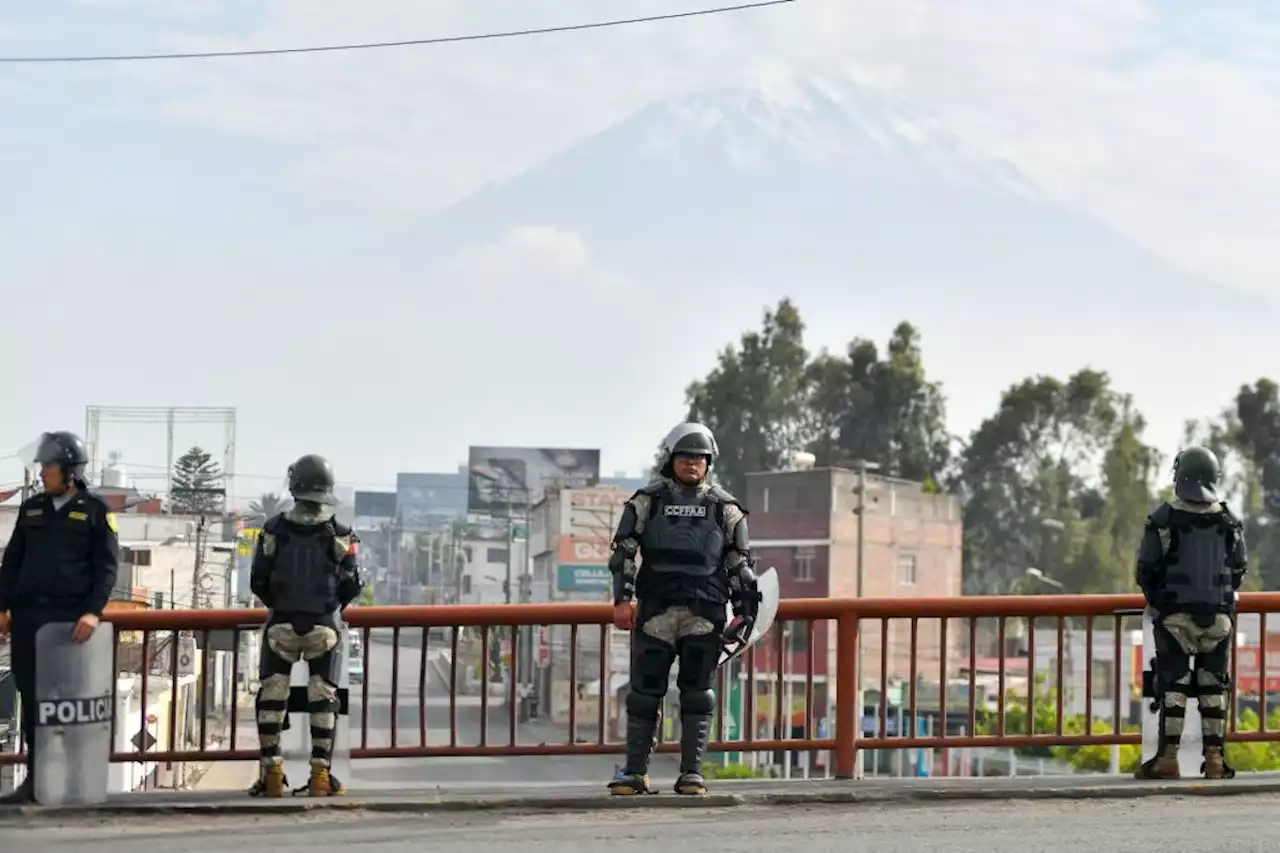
[{"xmin": 674, "ymin": 298, "xmax": 1280, "ymax": 592}]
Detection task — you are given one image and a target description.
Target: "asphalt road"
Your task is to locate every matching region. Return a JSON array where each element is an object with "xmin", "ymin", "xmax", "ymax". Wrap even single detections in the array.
[
  {"xmin": 256, "ymin": 629, "xmax": 680, "ymax": 790},
  {"xmin": 8, "ymin": 796, "xmax": 1280, "ymax": 852}
]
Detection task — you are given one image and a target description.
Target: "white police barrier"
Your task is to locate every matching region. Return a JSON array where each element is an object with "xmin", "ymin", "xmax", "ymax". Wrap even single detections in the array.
[
  {"xmin": 269, "ymin": 621, "xmax": 354, "ymax": 790},
  {"xmin": 1140, "ymin": 611, "xmax": 1202, "ymax": 777},
  {"xmin": 33, "ymin": 622, "xmax": 114, "ymax": 806}
]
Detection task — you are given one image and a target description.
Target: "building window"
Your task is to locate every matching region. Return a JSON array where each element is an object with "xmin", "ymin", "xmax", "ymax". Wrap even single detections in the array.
[
  {"xmin": 462, "ymin": 575, "xmax": 473, "ymax": 595},
  {"xmin": 897, "ymin": 553, "xmax": 917, "ymax": 585},
  {"xmin": 1091, "ymin": 660, "xmax": 1113, "ymax": 699},
  {"xmin": 133, "ymin": 549, "xmax": 152, "ymax": 567},
  {"xmin": 793, "ymin": 546, "xmax": 815, "ymax": 582},
  {"xmin": 487, "ymin": 547, "xmax": 509, "ymax": 564},
  {"xmin": 783, "ymin": 623, "xmax": 809, "ymax": 653},
  {"xmin": 153, "ymin": 592, "xmax": 165, "ymax": 609}
]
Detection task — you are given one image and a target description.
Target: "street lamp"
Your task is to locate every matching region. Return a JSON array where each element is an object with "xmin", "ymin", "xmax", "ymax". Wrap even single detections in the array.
[
  {"xmin": 1025, "ymin": 567, "xmax": 1064, "ymax": 589},
  {"xmin": 851, "ymin": 459, "xmax": 881, "ymax": 779}
]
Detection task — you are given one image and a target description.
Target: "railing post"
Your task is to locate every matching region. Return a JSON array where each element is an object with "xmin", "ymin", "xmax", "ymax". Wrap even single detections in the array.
[{"xmin": 834, "ymin": 612, "xmax": 859, "ymax": 779}]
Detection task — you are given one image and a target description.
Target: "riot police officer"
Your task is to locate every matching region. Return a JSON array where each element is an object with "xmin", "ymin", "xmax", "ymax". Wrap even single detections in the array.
[
  {"xmin": 247, "ymin": 454, "xmax": 364, "ymax": 798},
  {"xmin": 607, "ymin": 423, "xmax": 761, "ymax": 796},
  {"xmin": 1135, "ymin": 446, "xmax": 1247, "ymax": 780},
  {"xmin": 0, "ymin": 431, "xmax": 119, "ymax": 805}
]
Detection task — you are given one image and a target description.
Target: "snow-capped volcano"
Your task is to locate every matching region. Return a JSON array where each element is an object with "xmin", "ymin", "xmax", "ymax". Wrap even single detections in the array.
[
  {"xmin": 629, "ymin": 74, "xmax": 1035, "ymax": 197},
  {"xmin": 412, "ymin": 74, "xmax": 1264, "ymax": 336}
]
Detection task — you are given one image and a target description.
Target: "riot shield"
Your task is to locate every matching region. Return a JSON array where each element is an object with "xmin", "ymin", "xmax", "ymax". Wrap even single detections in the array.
[
  {"xmin": 719, "ymin": 567, "xmax": 781, "ymax": 667},
  {"xmin": 33, "ymin": 622, "xmax": 114, "ymax": 806}
]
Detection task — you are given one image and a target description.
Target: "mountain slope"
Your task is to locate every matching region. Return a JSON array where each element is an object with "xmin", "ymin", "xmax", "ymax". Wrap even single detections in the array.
[{"xmin": 425, "ymin": 76, "xmax": 1254, "ymax": 312}]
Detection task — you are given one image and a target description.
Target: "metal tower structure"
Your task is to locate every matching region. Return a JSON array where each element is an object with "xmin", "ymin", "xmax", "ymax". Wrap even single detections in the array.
[{"xmin": 84, "ymin": 406, "xmax": 237, "ymax": 509}]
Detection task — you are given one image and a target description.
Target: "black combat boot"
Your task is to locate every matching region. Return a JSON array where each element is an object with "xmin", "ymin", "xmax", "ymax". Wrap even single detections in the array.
[
  {"xmin": 609, "ymin": 712, "xmax": 657, "ymax": 795},
  {"xmin": 674, "ymin": 714, "xmax": 710, "ymax": 795},
  {"xmin": 0, "ymin": 778, "xmax": 34, "ymax": 806}
]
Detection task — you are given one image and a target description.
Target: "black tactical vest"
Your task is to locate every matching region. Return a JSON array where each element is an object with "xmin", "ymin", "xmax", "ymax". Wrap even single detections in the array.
[
  {"xmin": 1154, "ymin": 504, "xmax": 1236, "ymax": 616},
  {"xmin": 266, "ymin": 515, "xmax": 341, "ymax": 616},
  {"xmin": 639, "ymin": 484, "xmax": 726, "ymax": 579}
]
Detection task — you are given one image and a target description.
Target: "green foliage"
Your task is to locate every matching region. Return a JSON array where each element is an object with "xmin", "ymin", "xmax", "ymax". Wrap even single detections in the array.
[
  {"xmin": 703, "ymin": 762, "xmax": 762, "ymax": 780},
  {"xmin": 679, "ymin": 302, "xmax": 1280, "ymax": 594},
  {"xmin": 980, "ymin": 673, "xmax": 1280, "ymax": 773},
  {"xmin": 170, "ymin": 446, "xmax": 225, "ymax": 515},
  {"xmin": 247, "ymin": 491, "xmax": 290, "ymax": 524},
  {"xmin": 357, "ymin": 586, "xmax": 375, "ymax": 607}
]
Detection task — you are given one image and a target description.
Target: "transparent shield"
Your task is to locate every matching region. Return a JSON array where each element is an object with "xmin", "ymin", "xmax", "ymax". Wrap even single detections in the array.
[
  {"xmin": 719, "ymin": 567, "xmax": 781, "ymax": 667},
  {"xmin": 33, "ymin": 622, "xmax": 114, "ymax": 806}
]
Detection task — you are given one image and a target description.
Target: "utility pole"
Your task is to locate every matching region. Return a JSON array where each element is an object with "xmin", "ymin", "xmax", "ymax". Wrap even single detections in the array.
[
  {"xmin": 20, "ymin": 467, "xmax": 31, "ymax": 502},
  {"xmin": 851, "ymin": 459, "xmax": 881, "ymax": 780}
]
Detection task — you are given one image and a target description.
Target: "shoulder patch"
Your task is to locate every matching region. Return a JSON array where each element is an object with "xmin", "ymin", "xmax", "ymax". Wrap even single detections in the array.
[{"xmin": 106, "ymin": 512, "xmax": 118, "ymax": 534}]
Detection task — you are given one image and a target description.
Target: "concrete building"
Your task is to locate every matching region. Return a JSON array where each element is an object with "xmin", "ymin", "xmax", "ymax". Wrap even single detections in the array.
[{"xmin": 743, "ymin": 464, "xmax": 964, "ymax": 738}]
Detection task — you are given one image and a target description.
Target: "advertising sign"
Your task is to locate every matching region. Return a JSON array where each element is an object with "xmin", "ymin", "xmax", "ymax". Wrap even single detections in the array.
[{"xmin": 467, "ymin": 446, "xmax": 600, "ymax": 515}]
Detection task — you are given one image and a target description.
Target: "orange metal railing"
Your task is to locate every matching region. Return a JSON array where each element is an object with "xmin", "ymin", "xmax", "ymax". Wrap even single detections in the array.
[{"xmin": 4, "ymin": 592, "xmax": 1280, "ymax": 783}]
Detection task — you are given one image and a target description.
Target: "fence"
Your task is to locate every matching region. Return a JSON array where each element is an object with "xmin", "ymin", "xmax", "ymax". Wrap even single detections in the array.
[{"xmin": 4, "ymin": 592, "xmax": 1280, "ymax": 781}]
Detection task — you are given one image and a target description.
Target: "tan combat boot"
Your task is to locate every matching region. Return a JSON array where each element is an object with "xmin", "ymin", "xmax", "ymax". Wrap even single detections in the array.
[
  {"xmin": 1134, "ymin": 747, "xmax": 1180, "ymax": 780},
  {"xmin": 1202, "ymin": 747, "xmax": 1235, "ymax": 780},
  {"xmin": 261, "ymin": 763, "xmax": 287, "ymax": 797},
  {"xmin": 307, "ymin": 765, "xmax": 346, "ymax": 797}
]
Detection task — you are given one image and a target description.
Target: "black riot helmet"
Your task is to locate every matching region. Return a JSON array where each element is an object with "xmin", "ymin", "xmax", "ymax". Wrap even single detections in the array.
[
  {"xmin": 1172, "ymin": 446, "xmax": 1221, "ymax": 504},
  {"xmin": 287, "ymin": 454, "xmax": 337, "ymax": 506},
  {"xmin": 33, "ymin": 431, "xmax": 90, "ymax": 488},
  {"xmin": 659, "ymin": 422, "xmax": 719, "ymax": 480}
]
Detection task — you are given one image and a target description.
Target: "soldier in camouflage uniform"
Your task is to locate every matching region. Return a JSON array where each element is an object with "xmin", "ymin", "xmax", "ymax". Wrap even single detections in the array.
[
  {"xmin": 1135, "ymin": 446, "xmax": 1247, "ymax": 780},
  {"xmin": 607, "ymin": 423, "xmax": 761, "ymax": 797},
  {"xmin": 248, "ymin": 454, "xmax": 365, "ymax": 797}
]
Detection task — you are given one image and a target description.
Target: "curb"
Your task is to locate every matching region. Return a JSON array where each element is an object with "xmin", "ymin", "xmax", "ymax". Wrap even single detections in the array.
[{"xmin": 6, "ymin": 779, "xmax": 1280, "ymax": 821}]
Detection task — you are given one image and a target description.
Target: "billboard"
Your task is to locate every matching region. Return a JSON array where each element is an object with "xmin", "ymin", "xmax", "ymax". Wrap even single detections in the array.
[
  {"xmin": 354, "ymin": 490, "xmax": 397, "ymax": 520},
  {"xmin": 467, "ymin": 446, "xmax": 600, "ymax": 515},
  {"xmin": 397, "ymin": 472, "xmax": 468, "ymax": 529},
  {"xmin": 555, "ymin": 537, "xmax": 611, "ymax": 593},
  {"xmin": 554, "ymin": 485, "xmax": 630, "ymax": 594}
]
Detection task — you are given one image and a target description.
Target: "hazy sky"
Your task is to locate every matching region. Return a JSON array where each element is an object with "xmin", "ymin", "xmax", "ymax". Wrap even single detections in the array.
[{"xmin": 4, "ymin": 1, "xmax": 1280, "ymax": 505}]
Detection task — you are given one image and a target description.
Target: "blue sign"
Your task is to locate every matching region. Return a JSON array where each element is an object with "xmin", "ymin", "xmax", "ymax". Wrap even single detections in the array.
[{"xmin": 557, "ymin": 564, "xmax": 610, "ymax": 592}]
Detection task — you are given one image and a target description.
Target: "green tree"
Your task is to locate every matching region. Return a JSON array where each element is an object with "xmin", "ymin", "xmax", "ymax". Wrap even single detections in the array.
[
  {"xmin": 683, "ymin": 298, "xmax": 812, "ymax": 497},
  {"xmin": 170, "ymin": 446, "xmax": 225, "ymax": 515},
  {"xmin": 1220, "ymin": 379, "xmax": 1280, "ymax": 588},
  {"xmin": 955, "ymin": 370, "xmax": 1161, "ymax": 594},
  {"xmin": 247, "ymin": 491, "xmax": 291, "ymax": 525},
  {"xmin": 805, "ymin": 321, "xmax": 950, "ymax": 481},
  {"xmin": 356, "ymin": 585, "xmax": 375, "ymax": 607}
]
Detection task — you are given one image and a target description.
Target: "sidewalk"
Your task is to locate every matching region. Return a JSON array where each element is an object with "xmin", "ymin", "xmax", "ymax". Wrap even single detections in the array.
[
  {"xmin": 186, "ymin": 693, "xmax": 259, "ymax": 792},
  {"xmin": 6, "ymin": 772, "xmax": 1280, "ymax": 821}
]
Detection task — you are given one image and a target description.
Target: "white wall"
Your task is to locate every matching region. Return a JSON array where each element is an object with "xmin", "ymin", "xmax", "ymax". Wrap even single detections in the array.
[
  {"xmin": 459, "ymin": 537, "xmax": 525, "ymax": 604},
  {"xmin": 123, "ymin": 544, "xmax": 233, "ymax": 610}
]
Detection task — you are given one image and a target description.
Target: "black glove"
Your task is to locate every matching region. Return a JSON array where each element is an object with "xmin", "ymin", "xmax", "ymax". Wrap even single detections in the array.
[{"xmin": 727, "ymin": 565, "xmax": 762, "ymax": 643}]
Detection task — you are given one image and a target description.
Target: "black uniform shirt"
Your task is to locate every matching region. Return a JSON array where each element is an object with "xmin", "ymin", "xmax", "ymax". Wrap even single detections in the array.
[{"xmin": 0, "ymin": 490, "xmax": 120, "ymax": 618}]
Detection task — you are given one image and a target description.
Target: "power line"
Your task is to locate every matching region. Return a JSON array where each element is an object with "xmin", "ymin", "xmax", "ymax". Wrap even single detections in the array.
[{"xmin": 0, "ymin": 1, "xmax": 796, "ymax": 64}]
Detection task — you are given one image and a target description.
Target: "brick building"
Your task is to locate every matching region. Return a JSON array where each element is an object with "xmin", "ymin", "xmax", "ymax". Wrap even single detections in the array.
[{"xmin": 742, "ymin": 464, "xmax": 963, "ymax": 733}]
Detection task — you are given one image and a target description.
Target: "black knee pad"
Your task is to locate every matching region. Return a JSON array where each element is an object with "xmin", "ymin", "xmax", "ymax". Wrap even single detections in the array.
[
  {"xmin": 626, "ymin": 689, "xmax": 663, "ymax": 721},
  {"xmin": 679, "ymin": 688, "xmax": 715, "ymax": 717}
]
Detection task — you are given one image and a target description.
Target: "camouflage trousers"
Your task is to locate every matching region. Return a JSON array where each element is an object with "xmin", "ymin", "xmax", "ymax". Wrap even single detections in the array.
[
  {"xmin": 256, "ymin": 621, "xmax": 342, "ymax": 769},
  {"xmin": 1153, "ymin": 612, "xmax": 1233, "ymax": 755}
]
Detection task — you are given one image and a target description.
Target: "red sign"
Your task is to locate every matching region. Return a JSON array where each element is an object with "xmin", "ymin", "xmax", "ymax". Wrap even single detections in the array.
[{"xmin": 538, "ymin": 628, "xmax": 551, "ymax": 668}]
